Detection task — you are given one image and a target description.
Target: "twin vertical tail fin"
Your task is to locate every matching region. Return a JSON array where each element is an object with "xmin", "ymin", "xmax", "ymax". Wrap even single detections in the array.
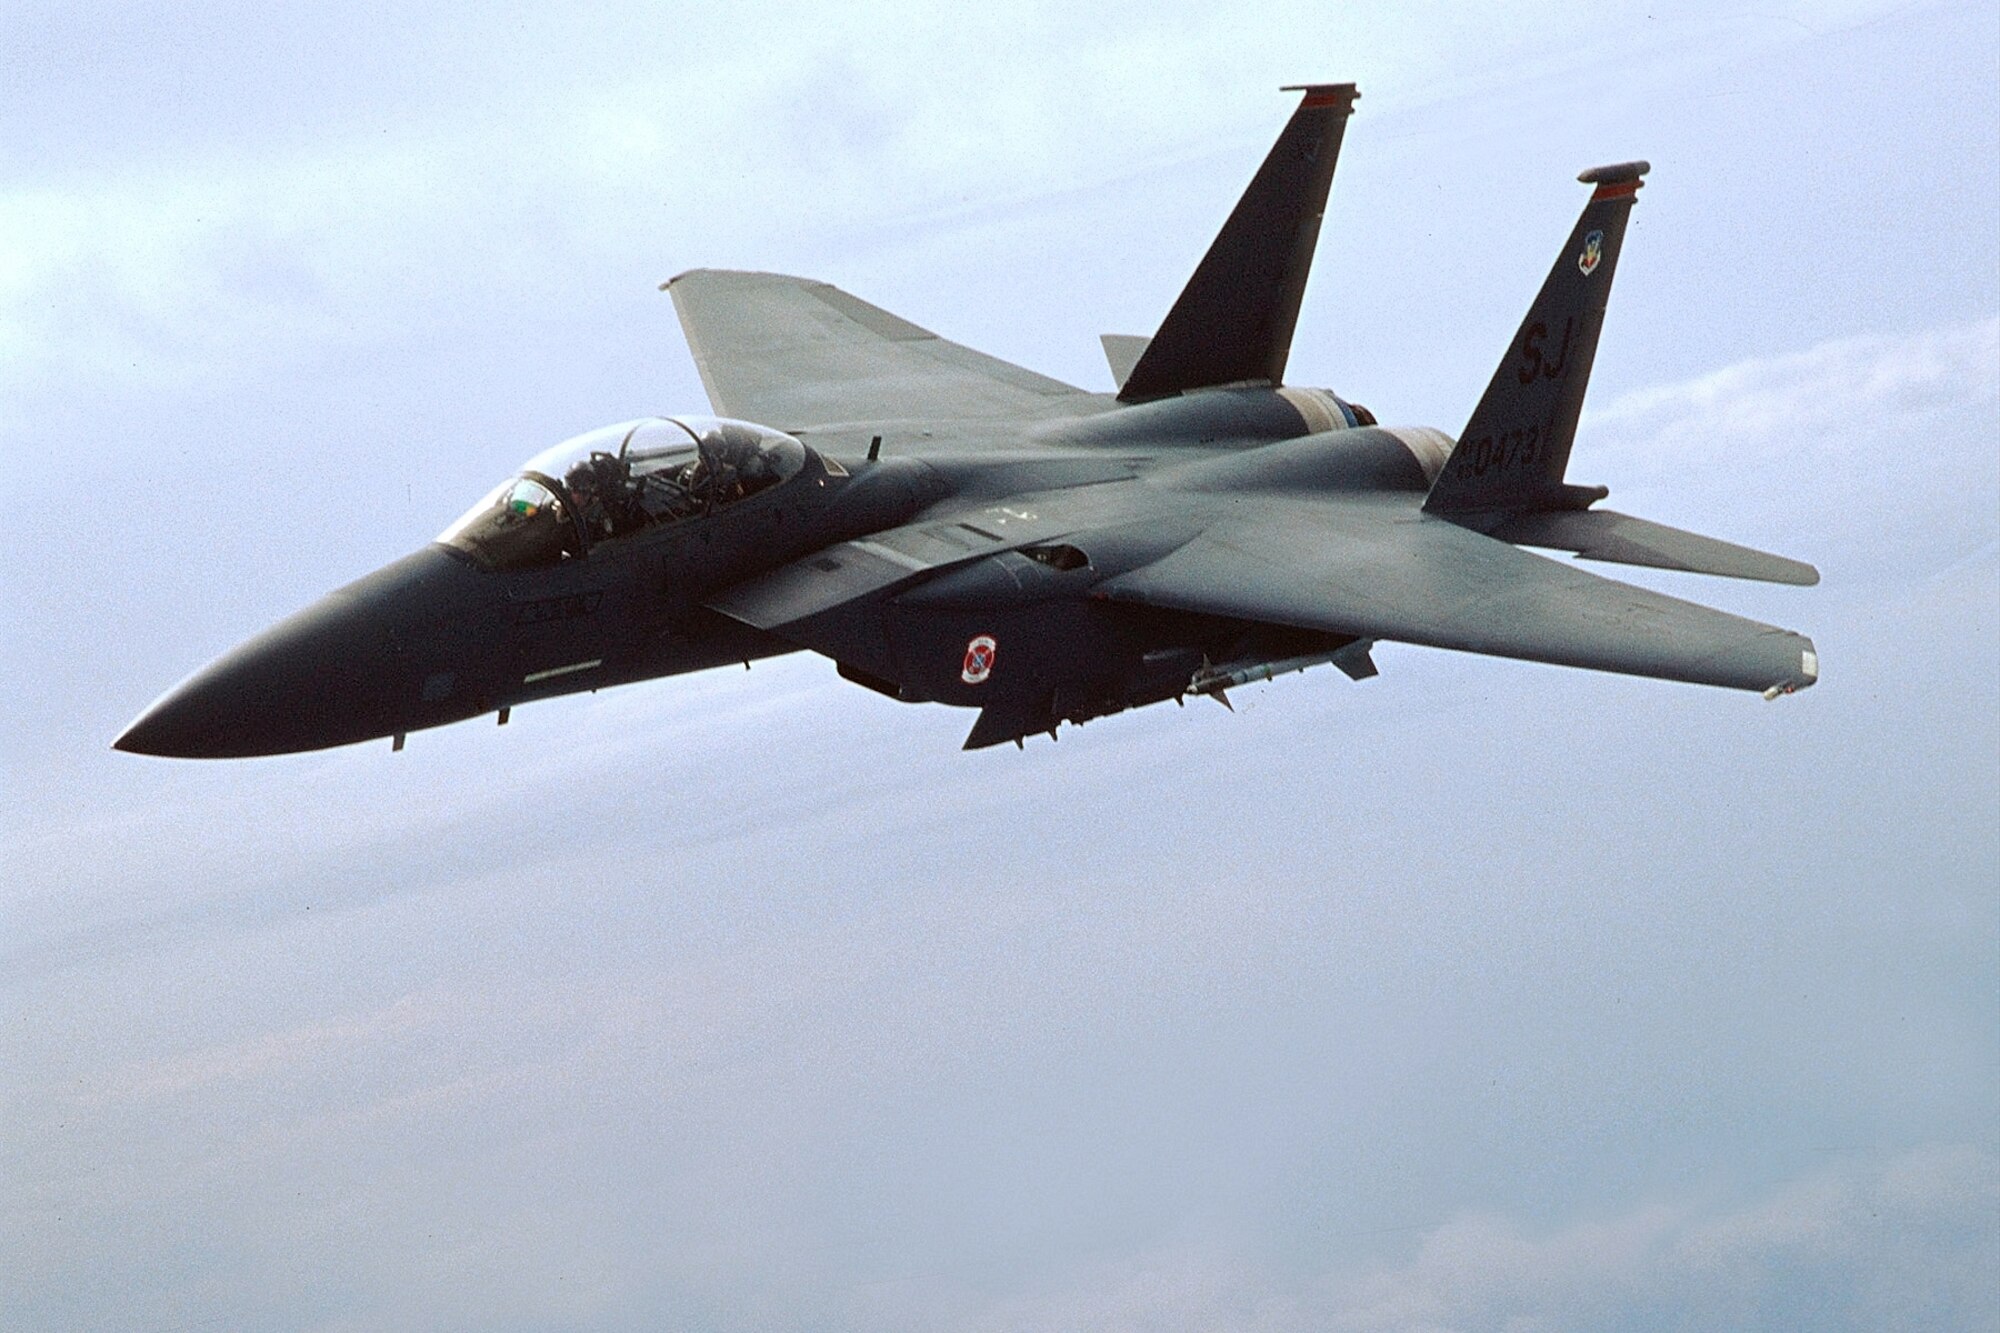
[
  {"xmin": 1423, "ymin": 162, "xmax": 1649, "ymax": 517},
  {"xmin": 1117, "ymin": 84, "xmax": 1359, "ymax": 403}
]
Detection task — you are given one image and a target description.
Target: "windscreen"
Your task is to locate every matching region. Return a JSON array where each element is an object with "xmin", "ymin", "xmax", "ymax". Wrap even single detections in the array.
[{"xmin": 436, "ymin": 476, "xmax": 578, "ymax": 570}]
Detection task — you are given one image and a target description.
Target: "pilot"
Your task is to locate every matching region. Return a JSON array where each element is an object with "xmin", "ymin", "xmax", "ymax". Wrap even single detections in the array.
[
  {"xmin": 734, "ymin": 443, "xmax": 779, "ymax": 496},
  {"xmin": 564, "ymin": 451, "xmax": 640, "ymax": 538},
  {"xmin": 681, "ymin": 449, "xmax": 738, "ymax": 511},
  {"xmin": 690, "ymin": 432, "xmax": 774, "ymax": 508}
]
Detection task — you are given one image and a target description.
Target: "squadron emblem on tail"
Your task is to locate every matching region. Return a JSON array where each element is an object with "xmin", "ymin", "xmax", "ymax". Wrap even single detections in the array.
[{"xmin": 1578, "ymin": 229, "xmax": 1604, "ymax": 275}]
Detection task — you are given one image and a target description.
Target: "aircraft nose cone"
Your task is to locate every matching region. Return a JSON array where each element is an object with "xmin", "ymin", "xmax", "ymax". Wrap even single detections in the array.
[
  {"xmin": 115, "ymin": 596, "xmax": 402, "ymax": 758},
  {"xmin": 114, "ymin": 548, "xmax": 472, "ymax": 758}
]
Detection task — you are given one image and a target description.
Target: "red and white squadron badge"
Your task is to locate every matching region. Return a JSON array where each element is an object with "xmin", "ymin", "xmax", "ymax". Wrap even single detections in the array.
[{"xmin": 960, "ymin": 634, "xmax": 998, "ymax": 685}]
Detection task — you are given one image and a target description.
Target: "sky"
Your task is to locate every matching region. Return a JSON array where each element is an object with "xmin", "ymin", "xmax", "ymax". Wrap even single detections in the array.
[{"xmin": 3, "ymin": 2, "xmax": 1997, "ymax": 1329}]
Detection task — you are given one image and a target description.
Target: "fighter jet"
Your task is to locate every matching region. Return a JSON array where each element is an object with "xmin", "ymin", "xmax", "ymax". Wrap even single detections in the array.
[{"xmin": 116, "ymin": 83, "xmax": 1818, "ymax": 758}]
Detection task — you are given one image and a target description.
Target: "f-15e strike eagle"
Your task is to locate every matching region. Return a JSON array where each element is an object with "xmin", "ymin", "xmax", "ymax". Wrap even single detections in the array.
[{"xmin": 117, "ymin": 83, "xmax": 1817, "ymax": 758}]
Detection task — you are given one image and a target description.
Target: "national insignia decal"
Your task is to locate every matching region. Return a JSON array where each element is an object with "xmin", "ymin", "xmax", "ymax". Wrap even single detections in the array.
[
  {"xmin": 961, "ymin": 634, "xmax": 998, "ymax": 685},
  {"xmin": 1577, "ymin": 229, "xmax": 1603, "ymax": 276}
]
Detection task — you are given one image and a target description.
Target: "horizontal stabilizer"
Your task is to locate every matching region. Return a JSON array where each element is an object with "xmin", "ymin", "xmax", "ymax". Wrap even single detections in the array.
[
  {"xmin": 1491, "ymin": 509, "xmax": 1820, "ymax": 585},
  {"xmin": 1100, "ymin": 334, "xmax": 1150, "ymax": 390},
  {"xmin": 1118, "ymin": 83, "xmax": 1359, "ymax": 402}
]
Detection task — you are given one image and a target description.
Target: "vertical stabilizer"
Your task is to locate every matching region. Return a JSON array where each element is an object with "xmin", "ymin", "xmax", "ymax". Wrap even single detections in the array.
[
  {"xmin": 1424, "ymin": 162, "xmax": 1648, "ymax": 517},
  {"xmin": 1117, "ymin": 84, "xmax": 1359, "ymax": 403}
]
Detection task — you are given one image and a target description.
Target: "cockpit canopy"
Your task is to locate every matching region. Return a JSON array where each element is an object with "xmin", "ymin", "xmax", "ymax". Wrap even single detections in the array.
[{"xmin": 438, "ymin": 416, "xmax": 807, "ymax": 569}]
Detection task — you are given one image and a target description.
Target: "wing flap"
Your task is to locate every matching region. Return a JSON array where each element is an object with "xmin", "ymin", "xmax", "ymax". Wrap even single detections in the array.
[
  {"xmin": 1098, "ymin": 500, "xmax": 1818, "ymax": 693},
  {"xmin": 665, "ymin": 269, "xmax": 1092, "ymax": 428}
]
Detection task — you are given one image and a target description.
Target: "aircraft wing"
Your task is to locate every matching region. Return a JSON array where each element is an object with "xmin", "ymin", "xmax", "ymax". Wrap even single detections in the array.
[
  {"xmin": 1096, "ymin": 496, "xmax": 1819, "ymax": 694},
  {"xmin": 664, "ymin": 269, "xmax": 1097, "ymax": 429}
]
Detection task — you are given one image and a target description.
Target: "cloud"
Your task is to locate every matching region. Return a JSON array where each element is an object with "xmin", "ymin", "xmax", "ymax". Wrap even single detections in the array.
[
  {"xmin": 1328, "ymin": 1145, "xmax": 1999, "ymax": 1332},
  {"xmin": 1584, "ymin": 316, "xmax": 2000, "ymax": 473},
  {"xmin": 946, "ymin": 1144, "xmax": 2000, "ymax": 1333},
  {"xmin": 7, "ymin": 0, "xmax": 1939, "ymax": 413},
  {"xmin": 1561, "ymin": 316, "xmax": 2000, "ymax": 589},
  {"xmin": 1, "ymin": 1, "xmax": 1399, "ymax": 400}
]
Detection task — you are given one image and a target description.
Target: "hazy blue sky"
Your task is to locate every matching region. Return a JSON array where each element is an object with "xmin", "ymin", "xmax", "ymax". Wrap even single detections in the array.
[{"xmin": 4, "ymin": 2, "xmax": 1996, "ymax": 1329}]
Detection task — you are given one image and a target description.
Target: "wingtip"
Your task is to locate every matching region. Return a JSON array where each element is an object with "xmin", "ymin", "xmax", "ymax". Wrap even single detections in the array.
[
  {"xmin": 1758, "ymin": 555, "xmax": 1821, "ymax": 587},
  {"xmin": 662, "ymin": 268, "xmax": 829, "ymax": 292}
]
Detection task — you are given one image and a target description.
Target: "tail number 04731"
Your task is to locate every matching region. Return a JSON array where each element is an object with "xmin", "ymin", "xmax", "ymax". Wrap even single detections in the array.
[{"xmin": 1457, "ymin": 423, "xmax": 1541, "ymax": 478}]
